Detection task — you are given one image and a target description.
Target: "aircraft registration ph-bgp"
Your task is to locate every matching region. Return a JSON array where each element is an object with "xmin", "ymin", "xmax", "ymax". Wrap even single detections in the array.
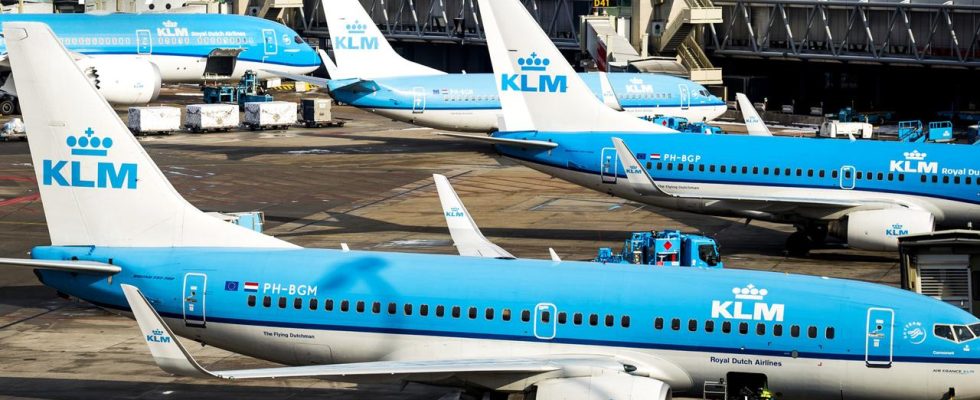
[
  {"xmin": 447, "ymin": 0, "xmax": 980, "ymax": 255},
  {"xmin": 5, "ymin": 20, "xmax": 980, "ymax": 400},
  {"xmin": 0, "ymin": 13, "xmax": 318, "ymax": 108},
  {"xmin": 271, "ymin": 0, "xmax": 727, "ymax": 133}
]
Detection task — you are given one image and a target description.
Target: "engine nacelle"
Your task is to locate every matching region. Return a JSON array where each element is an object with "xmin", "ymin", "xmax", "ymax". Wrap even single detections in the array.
[
  {"xmin": 75, "ymin": 57, "xmax": 162, "ymax": 105},
  {"xmin": 535, "ymin": 374, "xmax": 671, "ymax": 400},
  {"xmin": 833, "ymin": 209, "xmax": 935, "ymax": 251}
]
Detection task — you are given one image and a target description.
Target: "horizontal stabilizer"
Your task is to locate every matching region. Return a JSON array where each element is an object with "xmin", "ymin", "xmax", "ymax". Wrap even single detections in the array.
[
  {"xmin": 434, "ymin": 174, "xmax": 515, "ymax": 259},
  {"xmin": 437, "ymin": 133, "xmax": 558, "ymax": 149},
  {"xmin": 0, "ymin": 258, "xmax": 120, "ymax": 274}
]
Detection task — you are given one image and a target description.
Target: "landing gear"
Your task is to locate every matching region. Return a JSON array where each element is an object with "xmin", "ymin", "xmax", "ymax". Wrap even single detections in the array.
[
  {"xmin": 785, "ymin": 231, "xmax": 812, "ymax": 257},
  {"xmin": 0, "ymin": 97, "xmax": 16, "ymax": 115}
]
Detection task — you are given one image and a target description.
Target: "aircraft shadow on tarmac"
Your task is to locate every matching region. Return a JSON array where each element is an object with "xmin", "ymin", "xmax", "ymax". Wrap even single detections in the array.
[
  {"xmin": 145, "ymin": 134, "xmax": 495, "ymax": 161},
  {"xmin": 0, "ymin": 377, "xmax": 453, "ymax": 400}
]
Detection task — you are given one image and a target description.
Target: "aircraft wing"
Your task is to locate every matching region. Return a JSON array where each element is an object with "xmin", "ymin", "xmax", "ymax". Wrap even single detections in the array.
[
  {"xmin": 612, "ymin": 137, "xmax": 907, "ymax": 210},
  {"xmin": 433, "ymin": 174, "xmax": 515, "ymax": 259},
  {"xmin": 0, "ymin": 258, "xmax": 120, "ymax": 274},
  {"xmin": 121, "ymin": 284, "xmax": 653, "ymax": 382}
]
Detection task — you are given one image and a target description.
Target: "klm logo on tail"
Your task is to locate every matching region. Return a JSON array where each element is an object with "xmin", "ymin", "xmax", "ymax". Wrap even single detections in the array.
[
  {"xmin": 42, "ymin": 128, "xmax": 137, "ymax": 190},
  {"xmin": 501, "ymin": 52, "xmax": 568, "ymax": 93},
  {"xmin": 334, "ymin": 20, "xmax": 378, "ymax": 50}
]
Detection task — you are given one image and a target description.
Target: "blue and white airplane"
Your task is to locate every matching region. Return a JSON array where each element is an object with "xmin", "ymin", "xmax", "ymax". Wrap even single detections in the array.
[
  {"xmin": 0, "ymin": 13, "xmax": 319, "ymax": 108},
  {"xmin": 447, "ymin": 0, "xmax": 980, "ymax": 255},
  {"xmin": 272, "ymin": 0, "xmax": 726, "ymax": 132},
  {"xmin": 6, "ymin": 21, "xmax": 980, "ymax": 400}
]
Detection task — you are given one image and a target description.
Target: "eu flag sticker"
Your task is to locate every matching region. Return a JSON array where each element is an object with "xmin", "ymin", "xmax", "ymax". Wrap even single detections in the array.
[{"xmin": 224, "ymin": 281, "xmax": 239, "ymax": 291}]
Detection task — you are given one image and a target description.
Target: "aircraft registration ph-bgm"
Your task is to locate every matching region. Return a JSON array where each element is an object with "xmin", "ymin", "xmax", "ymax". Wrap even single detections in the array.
[
  {"xmin": 0, "ymin": 13, "xmax": 319, "ymax": 110},
  {"xmin": 4, "ymin": 20, "xmax": 980, "ymax": 400},
  {"xmin": 444, "ymin": 0, "xmax": 980, "ymax": 255},
  {"xmin": 270, "ymin": 0, "xmax": 727, "ymax": 133}
]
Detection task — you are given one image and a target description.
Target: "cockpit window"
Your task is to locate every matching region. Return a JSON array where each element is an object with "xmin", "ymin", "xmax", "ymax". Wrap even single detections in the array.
[
  {"xmin": 956, "ymin": 325, "xmax": 976, "ymax": 342},
  {"xmin": 935, "ymin": 325, "xmax": 956, "ymax": 342},
  {"xmin": 294, "ymin": 36, "xmax": 304, "ymax": 44},
  {"xmin": 970, "ymin": 323, "xmax": 980, "ymax": 337}
]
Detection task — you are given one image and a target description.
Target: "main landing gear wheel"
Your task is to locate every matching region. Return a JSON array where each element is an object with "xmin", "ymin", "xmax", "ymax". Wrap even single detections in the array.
[
  {"xmin": 785, "ymin": 231, "xmax": 812, "ymax": 257},
  {"xmin": 0, "ymin": 99, "xmax": 15, "ymax": 116}
]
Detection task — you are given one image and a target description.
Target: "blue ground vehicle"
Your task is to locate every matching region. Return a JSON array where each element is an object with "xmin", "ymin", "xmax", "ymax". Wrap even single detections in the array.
[
  {"xmin": 644, "ymin": 116, "xmax": 724, "ymax": 135},
  {"xmin": 899, "ymin": 120, "xmax": 954, "ymax": 143},
  {"xmin": 593, "ymin": 230, "xmax": 723, "ymax": 268}
]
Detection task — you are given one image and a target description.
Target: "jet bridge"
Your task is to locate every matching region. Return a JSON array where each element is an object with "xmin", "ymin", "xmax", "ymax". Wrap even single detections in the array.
[{"xmin": 900, "ymin": 230, "xmax": 980, "ymax": 316}]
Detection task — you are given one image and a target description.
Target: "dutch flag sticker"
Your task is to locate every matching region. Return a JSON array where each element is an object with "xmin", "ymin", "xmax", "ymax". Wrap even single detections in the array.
[{"xmin": 244, "ymin": 282, "xmax": 259, "ymax": 292}]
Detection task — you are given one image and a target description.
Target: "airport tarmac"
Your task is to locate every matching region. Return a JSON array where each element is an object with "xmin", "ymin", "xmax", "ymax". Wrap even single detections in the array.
[{"xmin": 0, "ymin": 98, "xmax": 900, "ymax": 399}]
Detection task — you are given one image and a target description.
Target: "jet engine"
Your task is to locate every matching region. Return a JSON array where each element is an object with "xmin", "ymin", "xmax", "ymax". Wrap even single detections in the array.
[
  {"xmin": 831, "ymin": 209, "xmax": 935, "ymax": 251},
  {"xmin": 534, "ymin": 374, "xmax": 672, "ymax": 400},
  {"xmin": 75, "ymin": 57, "xmax": 162, "ymax": 105}
]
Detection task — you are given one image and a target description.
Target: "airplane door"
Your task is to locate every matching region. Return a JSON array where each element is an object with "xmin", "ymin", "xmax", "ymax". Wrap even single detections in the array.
[
  {"xmin": 533, "ymin": 303, "xmax": 557, "ymax": 340},
  {"xmin": 136, "ymin": 29, "xmax": 152, "ymax": 55},
  {"xmin": 262, "ymin": 29, "xmax": 278, "ymax": 55},
  {"xmin": 600, "ymin": 147, "xmax": 618, "ymax": 184},
  {"xmin": 839, "ymin": 165, "xmax": 856, "ymax": 190},
  {"xmin": 182, "ymin": 273, "xmax": 207, "ymax": 328},
  {"xmin": 865, "ymin": 307, "xmax": 894, "ymax": 367},
  {"xmin": 412, "ymin": 87, "xmax": 426, "ymax": 114},
  {"xmin": 678, "ymin": 85, "xmax": 690, "ymax": 110}
]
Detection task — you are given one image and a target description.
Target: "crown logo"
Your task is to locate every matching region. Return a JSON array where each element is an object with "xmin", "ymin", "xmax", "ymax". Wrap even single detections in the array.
[
  {"xmin": 892, "ymin": 223, "xmax": 903, "ymax": 230},
  {"xmin": 151, "ymin": 329, "xmax": 164, "ymax": 335},
  {"xmin": 517, "ymin": 52, "xmax": 550, "ymax": 72},
  {"xmin": 67, "ymin": 127, "xmax": 113, "ymax": 157},
  {"xmin": 162, "ymin": 20, "xmax": 178, "ymax": 28},
  {"xmin": 346, "ymin": 20, "xmax": 367, "ymax": 34},
  {"xmin": 904, "ymin": 150, "xmax": 926, "ymax": 161},
  {"xmin": 732, "ymin": 284, "xmax": 768, "ymax": 300},
  {"xmin": 629, "ymin": 78, "xmax": 644, "ymax": 85}
]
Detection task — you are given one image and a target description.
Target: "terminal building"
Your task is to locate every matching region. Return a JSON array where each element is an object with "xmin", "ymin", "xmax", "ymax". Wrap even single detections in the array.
[{"xmin": 900, "ymin": 230, "xmax": 980, "ymax": 317}]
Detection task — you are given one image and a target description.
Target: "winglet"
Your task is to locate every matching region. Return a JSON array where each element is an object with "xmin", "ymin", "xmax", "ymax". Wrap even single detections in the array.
[
  {"xmin": 120, "ymin": 284, "xmax": 217, "ymax": 379},
  {"xmin": 433, "ymin": 174, "xmax": 515, "ymax": 259},
  {"xmin": 735, "ymin": 93, "xmax": 772, "ymax": 136},
  {"xmin": 548, "ymin": 248, "xmax": 561, "ymax": 262},
  {"xmin": 318, "ymin": 49, "xmax": 343, "ymax": 80},
  {"xmin": 611, "ymin": 138, "xmax": 673, "ymax": 197}
]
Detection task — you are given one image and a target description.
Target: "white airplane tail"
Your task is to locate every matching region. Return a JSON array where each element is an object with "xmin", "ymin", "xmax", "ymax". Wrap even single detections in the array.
[
  {"xmin": 478, "ymin": 0, "xmax": 670, "ymax": 133},
  {"xmin": 6, "ymin": 22, "xmax": 296, "ymax": 249},
  {"xmin": 735, "ymin": 93, "xmax": 772, "ymax": 136},
  {"xmin": 433, "ymin": 174, "xmax": 514, "ymax": 259},
  {"xmin": 324, "ymin": 0, "xmax": 444, "ymax": 79}
]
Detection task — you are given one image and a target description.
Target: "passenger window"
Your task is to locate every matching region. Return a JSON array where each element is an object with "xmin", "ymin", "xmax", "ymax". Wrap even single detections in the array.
[
  {"xmin": 340, "ymin": 300, "xmax": 349, "ymax": 312},
  {"xmin": 943, "ymin": 176, "xmax": 950, "ymax": 184},
  {"xmin": 502, "ymin": 308, "xmax": 511, "ymax": 321},
  {"xmin": 372, "ymin": 301, "xmax": 380, "ymax": 314},
  {"xmin": 704, "ymin": 320, "xmax": 714, "ymax": 332},
  {"xmin": 688, "ymin": 164, "xmax": 694, "ymax": 172},
  {"xmin": 294, "ymin": 298, "xmax": 302, "ymax": 309},
  {"xmin": 791, "ymin": 325, "xmax": 801, "ymax": 337},
  {"xmin": 667, "ymin": 163, "xmax": 673, "ymax": 171},
  {"xmin": 247, "ymin": 295, "xmax": 256, "ymax": 307},
  {"xmin": 654, "ymin": 317, "xmax": 663, "ymax": 330},
  {"xmin": 877, "ymin": 172, "xmax": 884, "ymax": 180},
  {"xmin": 468, "ymin": 307, "xmax": 477, "ymax": 319},
  {"xmin": 888, "ymin": 173, "xmax": 894, "ymax": 181},
  {"xmin": 621, "ymin": 316, "xmax": 631, "ymax": 328},
  {"xmin": 774, "ymin": 168, "xmax": 780, "ymax": 176},
  {"xmin": 605, "ymin": 315, "xmax": 614, "ymax": 327},
  {"xmin": 542, "ymin": 311, "xmax": 551, "ymax": 323},
  {"xmin": 932, "ymin": 176, "xmax": 939, "ymax": 183},
  {"xmin": 773, "ymin": 324, "xmax": 783, "ymax": 336},
  {"xmin": 699, "ymin": 164, "xmax": 705, "ymax": 172},
  {"xmin": 741, "ymin": 166, "xmax": 748, "ymax": 174},
  {"xmin": 784, "ymin": 168, "xmax": 791, "ymax": 176},
  {"xmin": 657, "ymin": 162, "xmax": 663, "ymax": 170},
  {"xmin": 486, "ymin": 308, "xmax": 494, "ymax": 320},
  {"xmin": 738, "ymin": 322, "xmax": 748, "ymax": 334},
  {"xmin": 688, "ymin": 319, "xmax": 698, "ymax": 332},
  {"xmin": 388, "ymin": 302, "xmax": 397, "ymax": 315},
  {"xmin": 921, "ymin": 175, "xmax": 928, "ymax": 183},
  {"xmin": 935, "ymin": 325, "xmax": 955, "ymax": 342},
  {"xmin": 520, "ymin": 309, "xmax": 530, "ymax": 322},
  {"xmin": 955, "ymin": 176, "xmax": 961, "ymax": 184},
  {"xmin": 575, "ymin": 313, "xmax": 584, "ymax": 325},
  {"xmin": 278, "ymin": 297, "xmax": 287, "ymax": 309},
  {"xmin": 436, "ymin": 305, "xmax": 445, "ymax": 317},
  {"xmin": 826, "ymin": 327, "xmax": 835, "ymax": 339},
  {"xmin": 763, "ymin": 167, "xmax": 769, "ymax": 175},
  {"xmin": 671, "ymin": 318, "xmax": 680, "ymax": 331},
  {"xmin": 807, "ymin": 169, "xmax": 813, "ymax": 177},
  {"xmin": 819, "ymin": 170, "xmax": 825, "ymax": 178},
  {"xmin": 420, "ymin": 304, "xmax": 429, "ymax": 316},
  {"xmin": 324, "ymin": 299, "xmax": 333, "ymax": 311},
  {"xmin": 899, "ymin": 174, "xmax": 905, "ymax": 182},
  {"xmin": 453, "ymin": 306, "xmax": 462, "ymax": 318},
  {"xmin": 752, "ymin": 167, "xmax": 759, "ymax": 174},
  {"xmin": 590, "ymin": 314, "xmax": 599, "ymax": 326},
  {"xmin": 796, "ymin": 168, "xmax": 802, "ymax": 176},
  {"xmin": 808, "ymin": 326, "xmax": 817, "ymax": 338},
  {"xmin": 356, "ymin": 301, "xmax": 365, "ymax": 313},
  {"xmin": 722, "ymin": 321, "xmax": 731, "ymax": 334},
  {"xmin": 404, "ymin": 304, "xmax": 413, "ymax": 316},
  {"xmin": 309, "ymin": 298, "xmax": 318, "ymax": 310},
  {"xmin": 756, "ymin": 323, "xmax": 766, "ymax": 335},
  {"xmin": 709, "ymin": 165, "xmax": 716, "ymax": 172}
]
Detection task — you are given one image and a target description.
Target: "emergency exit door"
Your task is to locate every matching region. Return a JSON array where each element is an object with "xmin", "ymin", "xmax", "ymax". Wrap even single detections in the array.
[
  {"xmin": 135, "ymin": 30, "xmax": 152, "ymax": 55},
  {"xmin": 262, "ymin": 29, "xmax": 278, "ymax": 55},
  {"xmin": 412, "ymin": 87, "xmax": 426, "ymax": 114},
  {"xmin": 678, "ymin": 84, "xmax": 690, "ymax": 110},
  {"xmin": 533, "ymin": 303, "xmax": 557, "ymax": 339},
  {"xmin": 183, "ymin": 273, "xmax": 207, "ymax": 328},
  {"xmin": 600, "ymin": 147, "xmax": 618, "ymax": 184},
  {"xmin": 865, "ymin": 307, "xmax": 894, "ymax": 367},
  {"xmin": 840, "ymin": 165, "xmax": 856, "ymax": 190}
]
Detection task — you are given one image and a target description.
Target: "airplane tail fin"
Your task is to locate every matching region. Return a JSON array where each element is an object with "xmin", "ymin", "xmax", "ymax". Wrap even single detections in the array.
[
  {"xmin": 6, "ymin": 22, "xmax": 297, "ymax": 249},
  {"xmin": 478, "ymin": 0, "xmax": 670, "ymax": 133},
  {"xmin": 735, "ymin": 93, "xmax": 772, "ymax": 136},
  {"xmin": 433, "ymin": 174, "xmax": 514, "ymax": 259},
  {"xmin": 324, "ymin": 0, "xmax": 445, "ymax": 79}
]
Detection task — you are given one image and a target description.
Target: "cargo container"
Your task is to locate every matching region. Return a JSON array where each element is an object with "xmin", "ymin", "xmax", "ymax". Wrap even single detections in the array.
[
  {"xmin": 242, "ymin": 101, "xmax": 296, "ymax": 130},
  {"xmin": 185, "ymin": 104, "xmax": 239, "ymax": 133},
  {"xmin": 127, "ymin": 106, "xmax": 181, "ymax": 135}
]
